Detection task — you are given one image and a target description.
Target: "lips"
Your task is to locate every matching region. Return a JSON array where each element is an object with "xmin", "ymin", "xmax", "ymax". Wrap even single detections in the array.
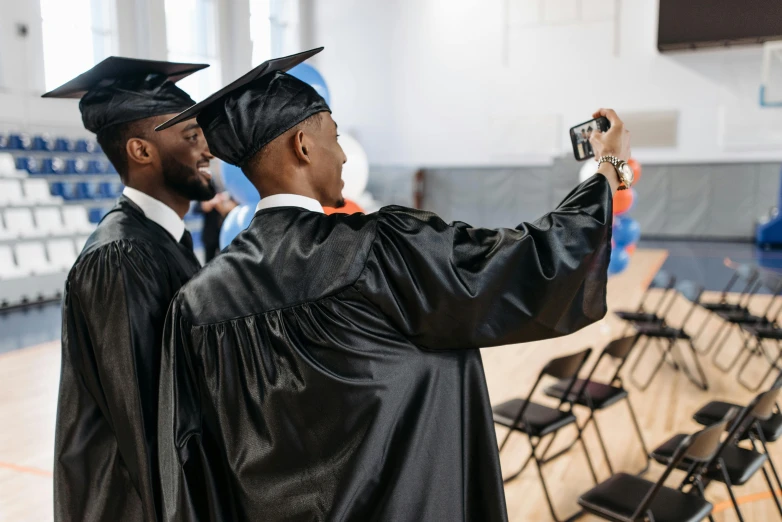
[{"xmin": 197, "ymin": 165, "xmax": 212, "ymax": 180}]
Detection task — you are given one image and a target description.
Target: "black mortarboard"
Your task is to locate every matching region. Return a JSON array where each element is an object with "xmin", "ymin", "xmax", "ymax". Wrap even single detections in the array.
[
  {"xmin": 42, "ymin": 57, "xmax": 209, "ymax": 135},
  {"xmin": 155, "ymin": 48, "xmax": 330, "ymax": 167}
]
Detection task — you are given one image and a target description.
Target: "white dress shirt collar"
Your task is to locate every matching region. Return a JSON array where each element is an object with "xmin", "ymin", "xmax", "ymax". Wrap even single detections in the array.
[
  {"xmin": 255, "ymin": 194, "xmax": 325, "ymax": 214},
  {"xmin": 122, "ymin": 186, "xmax": 186, "ymax": 241}
]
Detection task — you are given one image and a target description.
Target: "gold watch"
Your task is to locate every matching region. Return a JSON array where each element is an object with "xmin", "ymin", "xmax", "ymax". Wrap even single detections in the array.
[{"xmin": 597, "ymin": 155, "xmax": 633, "ymax": 190}]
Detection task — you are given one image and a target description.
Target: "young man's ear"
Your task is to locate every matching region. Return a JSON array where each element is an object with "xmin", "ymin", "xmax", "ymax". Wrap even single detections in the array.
[
  {"xmin": 293, "ymin": 130, "xmax": 312, "ymax": 164},
  {"xmin": 126, "ymin": 137, "xmax": 157, "ymax": 166}
]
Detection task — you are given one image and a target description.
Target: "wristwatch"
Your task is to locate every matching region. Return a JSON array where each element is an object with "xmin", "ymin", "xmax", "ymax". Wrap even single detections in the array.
[{"xmin": 597, "ymin": 155, "xmax": 633, "ymax": 190}]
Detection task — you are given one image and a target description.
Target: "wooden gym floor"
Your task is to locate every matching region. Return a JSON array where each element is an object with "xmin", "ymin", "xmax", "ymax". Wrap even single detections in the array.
[{"xmin": 1, "ymin": 248, "xmax": 781, "ymax": 521}]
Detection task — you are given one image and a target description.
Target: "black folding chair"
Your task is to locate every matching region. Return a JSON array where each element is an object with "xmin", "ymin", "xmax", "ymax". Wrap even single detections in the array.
[
  {"xmin": 711, "ymin": 269, "xmax": 782, "ymax": 374},
  {"xmin": 652, "ymin": 388, "xmax": 782, "ymax": 521},
  {"xmin": 578, "ymin": 419, "xmax": 726, "ymax": 522},
  {"xmin": 737, "ymin": 323, "xmax": 782, "ymax": 391},
  {"xmin": 629, "ymin": 281, "xmax": 709, "ymax": 391},
  {"xmin": 493, "ymin": 348, "xmax": 597, "ymax": 522},
  {"xmin": 614, "ymin": 271, "xmax": 677, "ymax": 333},
  {"xmin": 693, "ymin": 262, "xmax": 759, "ymax": 350},
  {"xmin": 543, "ymin": 336, "xmax": 649, "ymax": 476},
  {"xmin": 693, "ymin": 370, "xmax": 782, "ymax": 446}
]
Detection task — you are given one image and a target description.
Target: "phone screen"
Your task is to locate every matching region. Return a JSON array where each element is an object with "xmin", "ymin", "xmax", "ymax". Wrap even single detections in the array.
[{"xmin": 570, "ymin": 117, "xmax": 610, "ymax": 161}]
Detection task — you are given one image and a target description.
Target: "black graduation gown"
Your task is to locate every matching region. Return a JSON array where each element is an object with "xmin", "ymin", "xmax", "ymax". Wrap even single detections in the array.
[
  {"xmin": 55, "ymin": 196, "xmax": 201, "ymax": 522},
  {"xmin": 158, "ymin": 175, "xmax": 613, "ymax": 521}
]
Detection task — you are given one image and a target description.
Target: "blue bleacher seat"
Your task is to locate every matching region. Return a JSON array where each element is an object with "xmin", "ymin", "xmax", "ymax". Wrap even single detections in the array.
[
  {"xmin": 24, "ymin": 158, "xmax": 42, "ymax": 175},
  {"xmin": 60, "ymin": 182, "xmax": 77, "ymax": 201},
  {"xmin": 65, "ymin": 159, "xmax": 87, "ymax": 174},
  {"xmin": 38, "ymin": 158, "xmax": 56, "ymax": 175},
  {"xmin": 8, "ymin": 133, "xmax": 32, "ymax": 150},
  {"xmin": 51, "ymin": 157, "xmax": 66, "ymax": 174},
  {"xmin": 50, "ymin": 182, "xmax": 64, "ymax": 197},
  {"xmin": 87, "ymin": 207, "xmax": 110, "ymax": 223},
  {"xmin": 33, "ymin": 135, "xmax": 54, "ymax": 151},
  {"xmin": 15, "ymin": 157, "xmax": 30, "ymax": 171},
  {"xmin": 54, "ymin": 138, "xmax": 74, "ymax": 152},
  {"xmin": 99, "ymin": 182, "xmax": 124, "ymax": 198},
  {"xmin": 75, "ymin": 139, "xmax": 89, "ymax": 153},
  {"xmin": 93, "ymin": 142, "xmax": 103, "ymax": 154},
  {"xmin": 86, "ymin": 159, "xmax": 106, "ymax": 174}
]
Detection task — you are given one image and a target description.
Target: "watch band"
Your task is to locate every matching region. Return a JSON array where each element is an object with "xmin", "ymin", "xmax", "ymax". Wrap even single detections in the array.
[{"xmin": 597, "ymin": 155, "xmax": 630, "ymax": 190}]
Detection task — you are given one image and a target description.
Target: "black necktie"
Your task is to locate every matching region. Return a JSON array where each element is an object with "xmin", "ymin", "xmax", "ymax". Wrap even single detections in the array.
[{"xmin": 180, "ymin": 230, "xmax": 194, "ymax": 252}]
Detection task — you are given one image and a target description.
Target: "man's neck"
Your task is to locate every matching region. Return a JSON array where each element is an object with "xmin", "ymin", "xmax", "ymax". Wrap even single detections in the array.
[{"xmin": 126, "ymin": 184, "xmax": 190, "ymax": 219}]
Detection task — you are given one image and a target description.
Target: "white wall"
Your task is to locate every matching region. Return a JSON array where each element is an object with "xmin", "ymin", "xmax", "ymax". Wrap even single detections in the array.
[
  {"xmin": 312, "ymin": 0, "xmax": 782, "ymax": 166},
  {"xmin": 0, "ymin": 0, "xmax": 255, "ymax": 136}
]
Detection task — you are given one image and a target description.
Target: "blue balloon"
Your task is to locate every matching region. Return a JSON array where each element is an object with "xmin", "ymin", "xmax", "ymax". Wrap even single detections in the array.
[
  {"xmin": 221, "ymin": 161, "xmax": 259, "ymax": 206},
  {"xmin": 288, "ymin": 63, "xmax": 331, "ymax": 105},
  {"xmin": 613, "ymin": 216, "xmax": 641, "ymax": 248},
  {"xmin": 219, "ymin": 204, "xmax": 257, "ymax": 249},
  {"xmin": 608, "ymin": 247, "xmax": 631, "ymax": 276}
]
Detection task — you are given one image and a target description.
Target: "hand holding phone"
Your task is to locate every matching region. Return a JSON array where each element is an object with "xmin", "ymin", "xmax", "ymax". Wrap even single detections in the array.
[{"xmin": 570, "ymin": 117, "xmax": 611, "ymax": 161}]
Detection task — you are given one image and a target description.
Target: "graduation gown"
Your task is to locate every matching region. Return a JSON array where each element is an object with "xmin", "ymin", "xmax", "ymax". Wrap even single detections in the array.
[
  {"xmin": 55, "ymin": 196, "xmax": 201, "ymax": 522},
  {"xmin": 158, "ymin": 175, "xmax": 613, "ymax": 521}
]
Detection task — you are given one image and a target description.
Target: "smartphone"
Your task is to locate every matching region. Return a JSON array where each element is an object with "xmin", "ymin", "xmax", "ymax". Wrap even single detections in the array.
[{"xmin": 570, "ymin": 116, "xmax": 610, "ymax": 161}]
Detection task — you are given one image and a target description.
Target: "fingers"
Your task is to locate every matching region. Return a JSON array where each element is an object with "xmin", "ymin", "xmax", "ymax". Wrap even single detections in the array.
[{"xmin": 592, "ymin": 108, "xmax": 623, "ymax": 129}]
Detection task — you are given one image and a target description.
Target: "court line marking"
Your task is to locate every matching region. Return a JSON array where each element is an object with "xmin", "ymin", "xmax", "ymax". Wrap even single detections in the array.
[
  {"xmin": 0, "ymin": 461, "xmax": 53, "ymax": 477},
  {"xmin": 712, "ymin": 488, "xmax": 782, "ymax": 514}
]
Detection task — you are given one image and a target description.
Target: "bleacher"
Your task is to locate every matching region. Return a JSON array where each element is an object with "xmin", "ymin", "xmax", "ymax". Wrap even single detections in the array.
[
  {"xmin": 0, "ymin": 131, "xmax": 206, "ymax": 309},
  {"xmin": 0, "ymin": 131, "xmax": 111, "ymax": 308}
]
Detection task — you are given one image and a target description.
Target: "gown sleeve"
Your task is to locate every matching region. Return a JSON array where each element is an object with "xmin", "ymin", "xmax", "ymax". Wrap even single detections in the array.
[
  {"xmin": 158, "ymin": 297, "xmax": 231, "ymax": 522},
  {"xmin": 357, "ymin": 174, "xmax": 613, "ymax": 350},
  {"xmin": 54, "ymin": 239, "xmax": 174, "ymax": 521}
]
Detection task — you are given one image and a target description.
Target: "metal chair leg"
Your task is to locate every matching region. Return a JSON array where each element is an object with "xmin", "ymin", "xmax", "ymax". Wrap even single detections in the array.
[
  {"xmin": 717, "ymin": 461, "xmax": 745, "ymax": 522},
  {"xmin": 714, "ymin": 329, "xmax": 752, "ymax": 373},
  {"xmin": 738, "ymin": 338, "xmax": 781, "ymax": 392},
  {"xmin": 756, "ymin": 428, "xmax": 782, "ymax": 496},
  {"xmin": 694, "ymin": 312, "xmax": 714, "ymax": 353},
  {"xmin": 681, "ymin": 339, "xmax": 709, "ymax": 391},
  {"xmin": 625, "ymin": 396, "xmax": 651, "ymax": 475},
  {"xmin": 531, "ymin": 435, "xmax": 590, "ymax": 522},
  {"xmin": 707, "ymin": 321, "xmax": 730, "ymax": 361},
  {"xmin": 589, "ymin": 413, "xmax": 614, "ymax": 475},
  {"xmin": 630, "ymin": 337, "xmax": 670, "ymax": 391}
]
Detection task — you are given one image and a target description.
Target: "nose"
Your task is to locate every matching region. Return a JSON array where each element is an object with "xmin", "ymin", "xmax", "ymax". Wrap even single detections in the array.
[{"xmin": 203, "ymin": 146, "xmax": 214, "ymax": 161}]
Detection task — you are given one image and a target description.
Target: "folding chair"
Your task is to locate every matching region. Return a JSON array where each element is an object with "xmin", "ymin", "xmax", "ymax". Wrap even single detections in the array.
[
  {"xmin": 614, "ymin": 270, "xmax": 677, "ymax": 333},
  {"xmin": 578, "ymin": 419, "xmax": 726, "ymax": 522},
  {"xmin": 653, "ymin": 387, "xmax": 782, "ymax": 521},
  {"xmin": 711, "ymin": 269, "xmax": 782, "ymax": 374},
  {"xmin": 493, "ymin": 348, "xmax": 597, "ymax": 522},
  {"xmin": 629, "ymin": 281, "xmax": 709, "ymax": 391},
  {"xmin": 693, "ymin": 261, "xmax": 759, "ymax": 350},
  {"xmin": 737, "ymin": 323, "xmax": 782, "ymax": 391},
  {"xmin": 543, "ymin": 336, "xmax": 649, "ymax": 476}
]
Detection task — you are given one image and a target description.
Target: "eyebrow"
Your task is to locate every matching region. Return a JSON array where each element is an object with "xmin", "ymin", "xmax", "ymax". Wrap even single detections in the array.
[{"xmin": 182, "ymin": 123, "xmax": 200, "ymax": 133}]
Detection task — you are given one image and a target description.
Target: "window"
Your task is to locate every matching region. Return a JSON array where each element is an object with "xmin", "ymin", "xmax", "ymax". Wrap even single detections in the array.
[
  {"xmin": 249, "ymin": 0, "xmax": 272, "ymax": 65},
  {"xmin": 40, "ymin": 0, "xmax": 117, "ymax": 91},
  {"xmin": 250, "ymin": 0, "xmax": 300, "ymax": 64},
  {"xmin": 165, "ymin": 0, "xmax": 221, "ymax": 102}
]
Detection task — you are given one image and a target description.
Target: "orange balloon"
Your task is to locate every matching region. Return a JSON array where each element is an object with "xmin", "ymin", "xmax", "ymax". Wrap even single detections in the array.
[
  {"xmin": 324, "ymin": 199, "xmax": 364, "ymax": 215},
  {"xmin": 628, "ymin": 158, "xmax": 642, "ymax": 184},
  {"xmin": 613, "ymin": 188, "xmax": 634, "ymax": 215},
  {"xmin": 625, "ymin": 244, "xmax": 637, "ymax": 255}
]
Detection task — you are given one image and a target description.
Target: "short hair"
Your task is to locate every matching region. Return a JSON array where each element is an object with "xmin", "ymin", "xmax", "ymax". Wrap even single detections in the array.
[
  {"xmin": 241, "ymin": 112, "xmax": 324, "ymax": 176},
  {"xmin": 96, "ymin": 119, "xmax": 151, "ymax": 178}
]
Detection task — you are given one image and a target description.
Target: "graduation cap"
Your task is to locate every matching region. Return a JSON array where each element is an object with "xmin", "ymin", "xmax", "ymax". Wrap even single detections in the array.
[
  {"xmin": 156, "ymin": 47, "xmax": 331, "ymax": 167},
  {"xmin": 42, "ymin": 56, "xmax": 209, "ymax": 135}
]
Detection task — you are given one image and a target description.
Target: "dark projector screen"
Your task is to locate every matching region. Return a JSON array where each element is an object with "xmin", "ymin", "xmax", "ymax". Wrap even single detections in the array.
[{"xmin": 658, "ymin": 0, "xmax": 782, "ymax": 51}]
